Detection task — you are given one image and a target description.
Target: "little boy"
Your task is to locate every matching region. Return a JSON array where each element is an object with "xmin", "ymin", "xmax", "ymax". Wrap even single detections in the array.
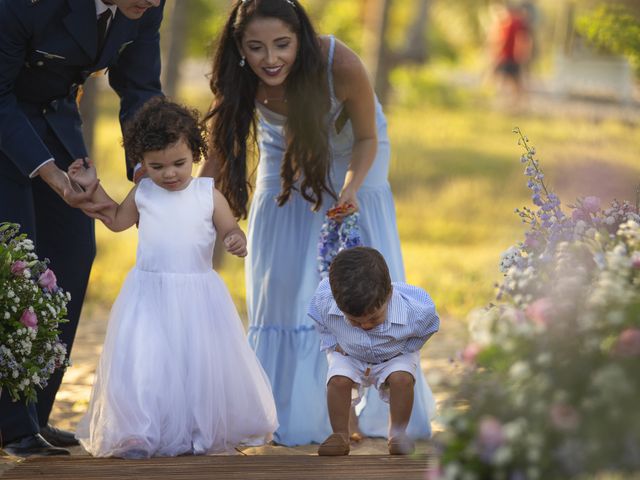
[{"xmin": 308, "ymin": 247, "xmax": 439, "ymax": 456}]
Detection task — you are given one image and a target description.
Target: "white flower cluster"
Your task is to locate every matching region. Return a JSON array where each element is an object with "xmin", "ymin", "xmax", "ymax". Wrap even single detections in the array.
[{"xmin": 1, "ymin": 222, "xmax": 70, "ymax": 402}]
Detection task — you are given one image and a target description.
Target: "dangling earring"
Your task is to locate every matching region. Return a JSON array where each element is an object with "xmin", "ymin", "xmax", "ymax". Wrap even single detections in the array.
[{"xmin": 239, "ymin": 56, "xmax": 246, "ymax": 67}]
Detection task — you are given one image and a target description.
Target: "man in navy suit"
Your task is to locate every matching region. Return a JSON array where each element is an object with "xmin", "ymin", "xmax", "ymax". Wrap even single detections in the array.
[{"xmin": 0, "ymin": 0, "xmax": 165, "ymax": 456}]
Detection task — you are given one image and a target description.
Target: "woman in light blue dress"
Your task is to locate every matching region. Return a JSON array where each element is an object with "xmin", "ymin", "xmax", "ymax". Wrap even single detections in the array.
[{"xmin": 202, "ymin": 0, "xmax": 435, "ymax": 446}]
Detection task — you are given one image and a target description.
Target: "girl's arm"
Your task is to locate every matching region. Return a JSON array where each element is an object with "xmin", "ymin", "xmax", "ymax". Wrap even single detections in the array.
[
  {"xmin": 106, "ymin": 186, "xmax": 139, "ymax": 232},
  {"xmin": 213, "ymin": 188, "xmax": 247, "ymax": 257},
  {"xmin": 330, "ymin": 38, "xmax": 379, "ymax": 211}
]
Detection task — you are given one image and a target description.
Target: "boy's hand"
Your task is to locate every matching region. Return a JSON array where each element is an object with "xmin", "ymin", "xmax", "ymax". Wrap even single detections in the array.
[
  {"xmin": 224, "ymin": 231, "xmax": 247, "ymax": 257},
  {"xmin": 68, "ymin": 158, "xmax": 97, "ymax": 188},
  {"xmin": 334, "ymin": 344, "xmax": 347, "ymax": 355}
]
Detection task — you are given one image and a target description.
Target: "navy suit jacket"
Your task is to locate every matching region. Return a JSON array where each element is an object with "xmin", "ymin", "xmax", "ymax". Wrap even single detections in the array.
[{"xmin": 0, "ymin": 0, "xmax": 164, "ymax": 183}]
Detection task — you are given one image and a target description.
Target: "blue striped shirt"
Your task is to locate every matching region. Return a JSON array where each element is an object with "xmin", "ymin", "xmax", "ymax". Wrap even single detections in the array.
[{"xmin": 308, "ymin": 279, "xmax": 440, "ymax": 364}]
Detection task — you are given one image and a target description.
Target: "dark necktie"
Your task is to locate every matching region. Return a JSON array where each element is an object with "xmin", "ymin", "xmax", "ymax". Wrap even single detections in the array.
[{"xmin": 96, "ymin": 9, "xmax": 112, "ymax": 54}]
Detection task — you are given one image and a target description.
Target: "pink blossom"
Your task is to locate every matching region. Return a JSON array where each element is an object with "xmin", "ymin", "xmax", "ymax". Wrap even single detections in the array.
[
  {"xmin": 524, "ymin": 232, "xmax": 541, "ymax": 249},
  {"xmin": 38, "ymin": 269, "xmax": 57, "ymax": 292},
  {"xmin": 632, "ymin": 258, "xmax": 640, "ymax": 270},
  {"xmin": 525, "ymin": 298, "xmax": 553, "ymax": 327},
  {"xmin": 10, "ymin": 260, "xmax": 28, "ymax": 275},
  {"xmin": 477, "ymin": 416, "xmax": 505, "ymax": 451},
  {"xmin": 461, "ymin": 343, "xmax": 481, "ymax": 365},
  {"xmin": 424, "ymin": 460, "xmax": 442, "ymax": 480},
  {"xmin": 550, "ymin": 403, "xmax": 580, "ymax": 431},
  {"xmin": 571, "ymin": 209, "xmax": 589, "ymax": 222},
  {"xmin": 20, "ymin": 309, "xmax": 38, "ymax": 329},
  {"xmin": 582, "ymin": 196, "xmax": 601, "ymax": 214},
  {"xmin": 613, "ymin": 328, "xmax": 640, "ymax": 357}
]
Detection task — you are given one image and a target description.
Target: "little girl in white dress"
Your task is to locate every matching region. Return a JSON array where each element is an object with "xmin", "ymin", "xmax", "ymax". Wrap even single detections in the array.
[{"xmin": 70, "ymin": 98, "xmax": 277, "ymax": 458}]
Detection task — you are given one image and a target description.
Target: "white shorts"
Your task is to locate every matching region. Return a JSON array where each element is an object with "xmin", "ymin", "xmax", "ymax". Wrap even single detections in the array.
[{"xmin": 326, "ymin": 350, "xmax": 420, "ymax": 405}]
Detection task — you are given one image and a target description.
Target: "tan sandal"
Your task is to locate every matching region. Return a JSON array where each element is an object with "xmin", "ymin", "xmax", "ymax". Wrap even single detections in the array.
[{"xmin": 317, "ymin": 433, "xmax": 350, "ymax": 456}]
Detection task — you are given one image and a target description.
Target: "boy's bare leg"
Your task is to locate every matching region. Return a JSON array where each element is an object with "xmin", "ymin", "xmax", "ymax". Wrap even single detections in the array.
[
  {"xmin": 349, "ymin": 406, "xmax": 364, "ymax": 442},
  {"xmin": 318, "ymin": 375, "xmax": 353, "ymax": 456},
  {"xmin": 327, "ymin": 375, "xmax": 353, "ymax": 437},
  {"xmin": 386, "ymin": 371, "xmax": 416, "ymax": 455}
]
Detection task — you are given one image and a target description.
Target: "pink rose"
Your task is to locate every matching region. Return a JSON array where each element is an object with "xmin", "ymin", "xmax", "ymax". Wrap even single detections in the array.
[
  {"xmin": 461, "ymin": 343, "xmax": 481, "ymax": 365},
  {"xmin": 613, "ymin": 328, "xmax": 640, "ymax": 357},
  {"xmin": 10, "ymin": 260, "xmax": 28, "ymax": 276},
  {"xmin": 38, "ymin": 269, "xmax": 57, "ymax": 292},
  {"xmin": 20, "ymin": 309, "xmax": 38, "ymax": 329},
  {"xmin": 582, "ymin": 196, "xmax": 601, "ymax": 214},
  {"xmin": 549, "ymin": 403, "xmax": 580, "ymax": 431},
  {"xmin": 424, "ymin": 460, "xmax": 442, "ymax": 480},
  {"xmin": 478, "ymin": 416, "xmax": 504, "ymax": 451},
  {"xmin": 525, "ymin": 298, "xmax": 553, "ymax": 327}
]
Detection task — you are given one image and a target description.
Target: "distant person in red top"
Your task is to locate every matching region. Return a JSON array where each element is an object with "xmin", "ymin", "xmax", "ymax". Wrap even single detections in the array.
[{"xmin": 489, "ymin": 2, "xmax": 533, "ymax": 106}]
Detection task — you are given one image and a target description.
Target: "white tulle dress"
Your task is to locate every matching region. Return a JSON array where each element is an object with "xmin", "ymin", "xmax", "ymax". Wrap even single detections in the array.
[{"xmin": 76, "ymin": 177, "xmax": 278, "ymax": 458}]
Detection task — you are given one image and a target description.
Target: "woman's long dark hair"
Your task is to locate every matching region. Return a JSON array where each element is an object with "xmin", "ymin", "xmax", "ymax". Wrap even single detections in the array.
[{"xmin": 205, "ymin": 0, "xmax": 332, "ymax": 218}]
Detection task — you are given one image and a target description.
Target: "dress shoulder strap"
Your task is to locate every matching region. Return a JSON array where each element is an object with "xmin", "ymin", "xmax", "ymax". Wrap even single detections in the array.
[{"xmin": 327, "ymin": 35, "xmax": 337, "ymax": 100}]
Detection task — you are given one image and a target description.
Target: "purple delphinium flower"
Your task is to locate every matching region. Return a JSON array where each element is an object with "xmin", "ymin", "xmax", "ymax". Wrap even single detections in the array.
[{"xmin": 318, "ymin": 212, "xmax": 362, "ymax": 277}]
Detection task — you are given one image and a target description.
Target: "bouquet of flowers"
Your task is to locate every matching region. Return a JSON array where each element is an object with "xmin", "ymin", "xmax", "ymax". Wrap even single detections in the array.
[
  {"xmin": 431, "ymin": 129, "xmax": 640, "ymax": 479},
  {"xmin": 317, "ymin": 204, "xmax": 362, "ymax": 278},
  {"xmin": 0, "ymin": 223, "xmax": 70, "ymax": 403}
]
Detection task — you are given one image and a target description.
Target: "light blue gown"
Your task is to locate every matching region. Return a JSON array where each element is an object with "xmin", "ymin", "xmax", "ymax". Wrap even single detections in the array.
[{"xmin": 246, "ymin": 36, "xmax": 435, "ymax": 446}]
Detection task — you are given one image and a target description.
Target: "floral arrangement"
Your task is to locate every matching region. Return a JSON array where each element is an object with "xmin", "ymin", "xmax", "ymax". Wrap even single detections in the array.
[
  {"xmin": 0, "ymin": 223, "xmax": 70, "ymax": 402},
  {"xmin": 431, "ymin": 129, "xmax": 640, "ymax": 479},
  {"xmin": 317, "ymin": 206, "xmax": 362, "ymax": 278}
]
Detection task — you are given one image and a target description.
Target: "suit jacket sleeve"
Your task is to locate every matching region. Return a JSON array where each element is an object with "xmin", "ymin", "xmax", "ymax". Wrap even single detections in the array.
[
  {"xmin": 0, "ymin": 1, "xmax": 55, "ymax": 178},
  {"xmin": 108, "ymin": 1, "xmax": 165, "ymax": 180}
]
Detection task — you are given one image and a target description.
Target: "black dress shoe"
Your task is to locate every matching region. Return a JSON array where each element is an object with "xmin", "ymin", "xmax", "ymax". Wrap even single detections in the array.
[
  {"xmin": 40, "ymin": 425, "xmax": 80, "ymax": 447},
  {"xmin": 2, "ymin": 434, "xmax": 70, "ymax": 457}
]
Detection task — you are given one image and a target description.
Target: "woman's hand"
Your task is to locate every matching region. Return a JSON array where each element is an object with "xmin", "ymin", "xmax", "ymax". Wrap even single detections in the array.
[{"xmin": 327, "ymin": 186, "xmax": 358, "ymax": 220}]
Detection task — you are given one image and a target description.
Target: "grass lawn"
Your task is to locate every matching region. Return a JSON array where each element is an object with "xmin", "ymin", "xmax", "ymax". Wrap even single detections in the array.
[{"xmin": 85, "ymin": 88, "xmax": 640, "ymax": 321}]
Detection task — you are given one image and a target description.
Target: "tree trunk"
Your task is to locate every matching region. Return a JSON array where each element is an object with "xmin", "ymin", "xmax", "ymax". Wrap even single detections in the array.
[
  {"xmin": 163, "ymin": 0, "xmax": 188, "ymax": 98},
  {"xmin": 402, "ymin": 0, "xmax": 430, "ymax": 63},
  {"xmin": 362, "ymin": 0, "xmax": 393, "ymax": 104},
  {"xmin": 79, "ymin": 79, "xmax": 99, "ymax": 159}
]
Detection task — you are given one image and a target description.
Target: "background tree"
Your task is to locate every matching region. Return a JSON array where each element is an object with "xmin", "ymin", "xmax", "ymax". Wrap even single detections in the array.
[{"xmin": 576, "ymin": 3, "xmax": 640, "ymax": 75}]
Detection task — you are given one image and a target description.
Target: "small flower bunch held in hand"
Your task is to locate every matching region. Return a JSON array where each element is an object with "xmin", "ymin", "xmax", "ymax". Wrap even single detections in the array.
[
  {"xmin": 0, "ymin": 223, "xmax": 70, "ymax": 402},
  {"xmin": 431, "ymin": 131, "xmax": 640, "ymax": 479},
  {"xmin": 317, "ymin": 205, "xmax": 362, "ymax": 278}
]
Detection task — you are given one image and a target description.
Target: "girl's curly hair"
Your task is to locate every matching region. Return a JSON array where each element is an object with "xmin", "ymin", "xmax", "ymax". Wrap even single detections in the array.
[{"xmin": 123, "ymin": 96, "xmax": 208, "ymax": 167}]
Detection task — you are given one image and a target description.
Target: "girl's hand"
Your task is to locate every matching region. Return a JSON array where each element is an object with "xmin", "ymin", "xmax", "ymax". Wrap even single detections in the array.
[
  {"xmin": 224, "ymin": 231, "xmax": 247, "ymax": 257},
  {"xmin": 68, "ymin": 158, "xmax": 98, "ymax": 188}
]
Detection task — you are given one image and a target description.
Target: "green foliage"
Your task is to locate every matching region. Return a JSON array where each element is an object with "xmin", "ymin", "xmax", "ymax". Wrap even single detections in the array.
[
  {"xmin": 390, "ymin": 65, "xmax": 469, "ymax": 108},
  {"xmin": 314, "ymin": 2, "xmax": 363, "ymax": 54},
  {"xmin": 576, "ymin": 4, "xmax": 640, "ymax": 72},
  {"xmin": 183, "ymin": 0, "xmax": 230, "ymax": 58}
]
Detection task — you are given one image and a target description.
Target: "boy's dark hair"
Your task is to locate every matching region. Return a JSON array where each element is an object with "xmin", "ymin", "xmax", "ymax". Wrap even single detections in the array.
[
  {"xmin": 328, "ymin": 247, "xmax": 392, "ymax": 316},
  {"xmin": 123, "ymin": 96, "xmax": 208, "ymax": 166}
]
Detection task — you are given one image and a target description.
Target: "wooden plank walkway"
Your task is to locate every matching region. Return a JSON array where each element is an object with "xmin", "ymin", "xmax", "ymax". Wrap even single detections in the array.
[{"xmin": 2, "ymin": 454, "xmax": 431, "ymax": 480}]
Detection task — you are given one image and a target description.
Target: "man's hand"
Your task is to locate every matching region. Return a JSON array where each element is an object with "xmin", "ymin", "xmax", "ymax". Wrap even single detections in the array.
[{"xmin": 37, "ymin": 162, "xmax": 114, "ymax": 222}]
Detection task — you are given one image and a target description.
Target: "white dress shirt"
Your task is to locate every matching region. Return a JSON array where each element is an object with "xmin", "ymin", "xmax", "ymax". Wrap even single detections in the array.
[{"xmin": 308, "ymin": 279, "xmax": 440, "ymax": 364}]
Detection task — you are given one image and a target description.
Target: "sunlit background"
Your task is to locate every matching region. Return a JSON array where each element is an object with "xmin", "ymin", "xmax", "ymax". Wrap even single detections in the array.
[{"xmin": 82, "ymin": 0, "xmax": 640, "ymax": 325}]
